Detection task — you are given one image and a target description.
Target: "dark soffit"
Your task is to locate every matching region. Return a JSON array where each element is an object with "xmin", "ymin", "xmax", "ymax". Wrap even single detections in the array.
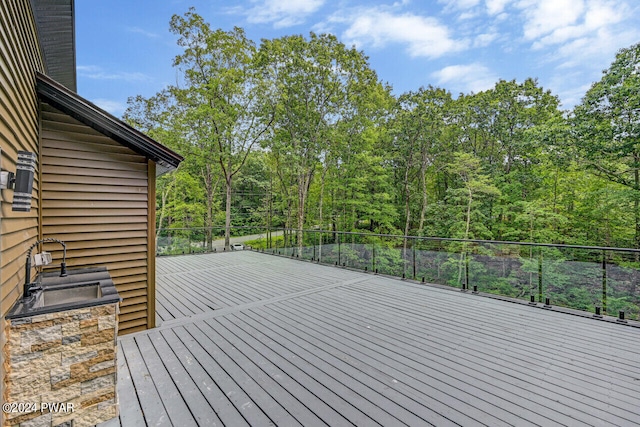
[{"xmin": 31, "ymin": 0, "xmax": 77, "ymax": 91}]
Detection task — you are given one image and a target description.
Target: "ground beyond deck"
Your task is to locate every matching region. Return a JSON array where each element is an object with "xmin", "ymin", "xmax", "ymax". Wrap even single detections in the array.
[{"xmin": 104, "ymin": 251, "xmax": 640, "ymax": 426}]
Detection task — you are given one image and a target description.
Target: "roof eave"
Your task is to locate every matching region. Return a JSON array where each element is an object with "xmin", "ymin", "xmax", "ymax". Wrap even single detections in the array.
[{"xmin": 36, "ymin": 72, "xmax": 183, "ymax": 175}]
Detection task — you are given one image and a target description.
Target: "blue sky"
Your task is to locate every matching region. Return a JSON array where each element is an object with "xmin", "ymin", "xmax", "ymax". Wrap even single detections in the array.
[{"xmin": 75, "ymin": 0, "xmax": 640, "ymax": 117}]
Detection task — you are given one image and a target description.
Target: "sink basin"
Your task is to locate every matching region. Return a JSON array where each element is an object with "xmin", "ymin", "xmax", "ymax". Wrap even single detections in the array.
[
  {"xmin": 35, "ymin": 282, "xmax": 101, "ymax": 308},
  {"xmin": 6, "ymin": 267, "xmax": 121, "ymax": 320}
]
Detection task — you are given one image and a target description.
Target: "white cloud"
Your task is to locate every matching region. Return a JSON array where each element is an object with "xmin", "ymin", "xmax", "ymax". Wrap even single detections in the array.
[
  {"xmin": 518, "ymin": 0, "xmax": 625, "ymax": 48},
  {"xmin": 554, "ymin": 26, "xmax": 638, "ymax": 70},
  {"xmin": 77, "ymin": 65, "xmax": 150, "ymax": 83},
  {"xmin": 485, "ymin": 0, "xmax": 510, "ymax": 15},
  {"xmin": 91, "ymin": 99, "xmax": 127, "ymax": 116},
  {"xmin": 520, "ymin": 0, "xmax": 585, "ymax": 40},
  {"xmin": 245, "ymin": 0, "xmax": 324, "ymax": 28},
  {"xmin": 474, "ymin": 31, "xmax": 499, "ymax": 47},
  {"xmin": 438, "ymin": 0, "xmax": 482, "ymax": 12},
  {"xmin": 438, "ymin": 0, "xmax": 484, "ymax": 19},
  {"xmin": 338, "ymin": 9, "xmax": 468, "ymax": 58},
  {"xmin": 431, "ymin": 63, "xmax": 498, "ymax": 94}
]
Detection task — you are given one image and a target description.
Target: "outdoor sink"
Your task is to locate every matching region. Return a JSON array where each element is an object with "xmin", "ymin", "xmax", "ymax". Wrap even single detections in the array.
[
  {"xmin": 33, "ymin": 282, "xmax": 102, "ymax": 308},
  {"xmin": 6, "ymin": 267, "xmax": 121, "ymax": 319}
]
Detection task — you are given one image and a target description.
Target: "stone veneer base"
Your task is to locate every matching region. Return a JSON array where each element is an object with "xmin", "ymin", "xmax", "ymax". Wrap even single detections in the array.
[{"xmin": 4, "ymin": 303, "xmax": 119, "ymax": 427}]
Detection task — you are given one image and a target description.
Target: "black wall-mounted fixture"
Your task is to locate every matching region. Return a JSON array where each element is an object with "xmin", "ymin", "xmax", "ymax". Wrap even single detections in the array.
[{"xmin": 12, "ymin": 151, "xmax": 37, "ymax": 212}]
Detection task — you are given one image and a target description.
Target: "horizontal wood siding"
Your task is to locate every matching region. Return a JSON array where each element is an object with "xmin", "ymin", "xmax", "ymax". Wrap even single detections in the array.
[
  {"xmin": 0, "ymin": 0, "xmax": 44, "ymax": 412},
  {"xmin": 40, "ymin": 103, "xmax": 151, "ymax": 334}
]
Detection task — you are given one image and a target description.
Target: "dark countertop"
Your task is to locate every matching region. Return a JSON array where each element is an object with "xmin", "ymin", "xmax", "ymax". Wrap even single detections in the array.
[{"xmin": 6, "ymin": 267, "xmax": 121, "ymax": 320}]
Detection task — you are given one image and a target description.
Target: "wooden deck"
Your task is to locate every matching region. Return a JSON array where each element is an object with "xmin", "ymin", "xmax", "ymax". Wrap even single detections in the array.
[{"xmin": 102, "ymin": 251, "xmax": 640, "ymax": 426}]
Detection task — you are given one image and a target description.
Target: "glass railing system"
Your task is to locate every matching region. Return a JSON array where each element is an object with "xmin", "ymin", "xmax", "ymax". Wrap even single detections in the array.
[
  {"xmin": 256, "ymin": 229, "xmax": 640, "ymax": 321},
  {"xmin": 155, "ymin": 226, "xmax": 270, "ymax": 256},
  {"xmin": 155, "ymin": 227, "xmax": 640, "ymax": 320}
]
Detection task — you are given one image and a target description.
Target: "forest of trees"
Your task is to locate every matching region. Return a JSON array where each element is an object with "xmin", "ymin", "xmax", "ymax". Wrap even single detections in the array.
[{"xmin": 125, "ymin": 9, "xmax": 640, "ymax": 252}]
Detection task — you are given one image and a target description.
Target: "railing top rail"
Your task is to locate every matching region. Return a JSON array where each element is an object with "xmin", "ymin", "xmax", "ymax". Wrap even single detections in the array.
[
  {"xmin": 273, "ymin": 228, "xmax": 640, "ymax": 254},
  {"xmin": 155, "ymin": 226, "xmax": 640, "ymax": 253}
]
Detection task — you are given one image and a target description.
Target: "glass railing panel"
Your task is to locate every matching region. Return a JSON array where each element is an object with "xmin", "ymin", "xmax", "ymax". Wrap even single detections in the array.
[
  {"xmin": 373, "ymin": 240, "xmax": 404, "ymax": 277},
  {"xmin": 606, "ymin": 251, "xmax": 640, "ymax": 320},
  {"xmin": 540, "ymin": 248, "xmax": 601, "ymax": 312},
  {"xmin": 468, "ymin": 243, "xmax": 528, "ymax": 301},
  {"xmin": 414, "ymin": 240, "xmax": 456, "ymax": 287},
  {"xmin": 341, "ymin": 243, "xmax": 370, "ymax": 270}
]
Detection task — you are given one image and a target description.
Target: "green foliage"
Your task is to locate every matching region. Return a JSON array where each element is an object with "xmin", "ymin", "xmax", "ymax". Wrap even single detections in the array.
[
  {"xmin": 122, "ymin": 19, "xmax": 640, "ymax": 316},
  {"xmin": 572, "ymin": 42, "xmax": 640, "ymax": 247}
]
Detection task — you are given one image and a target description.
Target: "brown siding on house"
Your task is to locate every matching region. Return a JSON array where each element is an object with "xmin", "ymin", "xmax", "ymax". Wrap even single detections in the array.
[
  {"xmin": 0, "ymin": 0, "xmax": 44, "ymax": 313},
  {"xmin": 40, "ymin": 102, "xmax": 152, "ymax": 334},
  {"xmin": 0, "ymin": 0, "xmax": 45, "ymax": 413},
  {"xmin": 147, "ymin": 160, "xmax": 156, "ymax": 329}
]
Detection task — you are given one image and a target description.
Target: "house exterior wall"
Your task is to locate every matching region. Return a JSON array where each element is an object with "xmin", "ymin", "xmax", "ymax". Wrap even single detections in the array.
[
  {"xmin": 0, "ymin": 0, "xmax": 45, "ymax": 411},
  {"xmin": 40, "ymin": 102, "xmax": 155, "ymax": 334}
]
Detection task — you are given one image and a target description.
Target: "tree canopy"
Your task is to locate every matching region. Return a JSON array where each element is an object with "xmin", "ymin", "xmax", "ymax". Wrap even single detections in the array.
[{"xmin": 126, "ymin": 10, "xmax": 640, "ymax": 253}]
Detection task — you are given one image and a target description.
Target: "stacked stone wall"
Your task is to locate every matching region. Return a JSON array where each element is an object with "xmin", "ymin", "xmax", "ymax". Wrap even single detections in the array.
[{"xmin": 3, "ymin": 304, "xmax": 119, "ymax": 427}]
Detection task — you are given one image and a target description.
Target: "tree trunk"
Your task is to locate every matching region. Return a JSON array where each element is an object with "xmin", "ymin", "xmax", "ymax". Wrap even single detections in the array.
[
  {"xmin": 203, "ymin": 164, "xmax": 217, "ymax": 251},
  {"xmin": 155, "ymin": 179, "xmax": 175, "ymax": 242},
  {"xmin": 418, "ymin": 157, "xmax": 428, "ymax": 234},
  {"xmin": 457, "ymin": 187, "xmax": 473, "ymax": 285},
  {"xmin": 225, "ymin": 172, "xmax": 232, "ymax": 249},
  {"xmin": 635, "ymin": 154, "xmax": 640, "ymax": 249},
  {"xmin": 297, "ymin": 175, "xmax": 308, "ymax": 251}
]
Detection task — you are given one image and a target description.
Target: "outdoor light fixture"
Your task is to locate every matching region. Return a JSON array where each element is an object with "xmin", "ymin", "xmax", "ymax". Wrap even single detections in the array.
[{"xmin": 12, "ymin": 151, "xmax": 37, "ymax": 212}]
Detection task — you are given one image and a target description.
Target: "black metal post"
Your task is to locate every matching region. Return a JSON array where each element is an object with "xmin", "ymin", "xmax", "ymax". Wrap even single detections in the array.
[
  {"xmin": 465, "ymin": 252, "xmax": 470, "ymax": 291},
  {"xmin": 372, "ymin": 244, "xmax": 376, "ymax": 273},
  {"xmin": 538, "ymin": 249, "xmax": 543, "ymax": 303},
  {"xmin": 602, "ymin": 249, "xmax": 607, "ymax": 315},
  {"xmin": 412, "ymin": 241, "xmax": 416, "ymax": 280},
  {"xmin": 338, "ymin": 233, "xmax": 341, "ymax": 267}
]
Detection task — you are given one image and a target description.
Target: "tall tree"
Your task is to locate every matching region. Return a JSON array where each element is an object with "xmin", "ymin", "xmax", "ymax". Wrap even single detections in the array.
[
  {"xmin": 573, "ymin": 42, "xmax": 640, "ymax": 247},
  {"xmin": 392, "ymin": 86, "xmax": 453, "ymax": 236},
  {"xmin": 258, "ymin": 32, "xmax": 386, "ymax": 248},
  {"xmin": 169, "ymin": 9, "xmax": 274, "ymax": 249}
]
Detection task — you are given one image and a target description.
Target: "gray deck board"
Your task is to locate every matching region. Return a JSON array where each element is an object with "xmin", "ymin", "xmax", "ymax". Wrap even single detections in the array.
[
  {"xmin": 191, "ymin": 320, "xmax": 324, "ymax": 426},
  {"xmin": 270, "ymin": 294, "xmax": 606, "ymax": 426},
  {"xmin": 222, "ymin": 312, "xmax": 447, "ymax": 426},
  {"xmin": 113, "ymin": 251, "xmax": 640, "ymax": 427},
  {"xmin": 255, "ymin": 303, "xmax": 528, "ymax": 426},
  {"xmin": 209, "ymin": 316, "xmax": 392, "ymax": 427},
  {"xmin": 331, "ymin": 284, "xmax": 640, "ymax": 397},
  {"xmin": 149, "ymin": 330, "xmax": 223, "ymax": 426},
  {"xmin": 161, "ymin": 328, "xmax": 250, "ymax": 427},
  {"xmin": 135, "ymin": 334, "xmax": 198, "ymax": 426},
  {"xmin": 309, "ymin": 289, "xmax": 640, "ymax": 412}
]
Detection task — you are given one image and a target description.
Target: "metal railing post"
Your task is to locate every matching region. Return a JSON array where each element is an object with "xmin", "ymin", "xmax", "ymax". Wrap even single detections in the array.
[
  {"xmin": 602, "ymin": 249, "xmax": 607, "ymax": 315},
  {"xmin": 412, "ymin": 240, "xmax": 416, "ymax": 280},
  {"xmin": 372, "ymin": 243, "xmax": 376, "ymax": 273},
  {"xmin": 338, "ymin": 233, "xmax": 341, "ymax": 266},
  {"xmin": 538, "ymin": 249, "xmax": 543, "ymax": 303},
  {"xmin": 465, "ymin": 251, "xmax": 470, "ymax": 291}
]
